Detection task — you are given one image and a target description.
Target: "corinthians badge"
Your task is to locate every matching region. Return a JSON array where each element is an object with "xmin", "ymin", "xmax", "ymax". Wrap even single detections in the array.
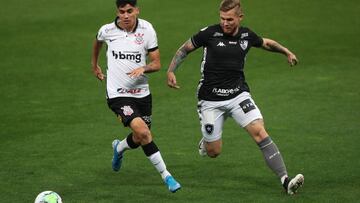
[{"xmin": 134, "ymin": 33, "xmax": 144, "ymax": 44}]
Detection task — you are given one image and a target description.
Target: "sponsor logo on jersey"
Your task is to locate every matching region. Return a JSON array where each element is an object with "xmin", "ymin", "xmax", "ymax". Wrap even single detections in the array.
[
  {"xmin": 241, "ymin": 33, "xmax": 249, "ymax": 38},
  {"xmin": 240, "ymin": 40, "xmax": 248, "ymax": 50},
  {"xmin": 112, "ymin": 50, "xmax": 141, "ymax": 63},
  {"xmin": 117, "ymin": 88, "xmax": 143, "ymax": 94},
  {"xmin": 134, "ymin": 33, "xmax": 144, "ymax": 44},
  {"xmin": 212, "ymin": 86, "xmax": 240, "ymax": 96},
  {"xmin": 121, "ymin": 105, "xmax": 134, "ymax": 116},
  {"xmin": 217, "ymin": 41, "xmax": 226, "ymax": 47},
  {"xmin": 213, "ymin": 32, "xmax": 223, "ymax": 37},
  {"xmin": 229, "ymin": 41, "xmax": 237, "ymax": 45},
  {"xmin": 204, "ymin": 124, "xmax": 214, "ymax": 135},
  {"xmin": 239, "ymin": 99, "xmax": 256, "ymax": 113}
]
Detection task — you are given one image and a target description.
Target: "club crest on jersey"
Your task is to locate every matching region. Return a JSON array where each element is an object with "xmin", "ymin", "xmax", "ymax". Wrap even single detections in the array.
[
  {"xmin": 134, "ymin": 33, "xmax": 144, "ymax": 44},
  {"xmin": 240, "ymin": 40, "xmax": 248, "ymax": 50},
  {"xmin": 121, "ymin": 106, "xmax": 134, "ymax": 116},
  {"xmin": 204, "ymin": 124, "xmax": 214, "ymax": 135}
]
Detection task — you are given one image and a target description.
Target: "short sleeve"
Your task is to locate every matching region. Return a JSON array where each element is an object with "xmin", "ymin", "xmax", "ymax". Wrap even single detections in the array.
[
  {"xmin": 146, "ymin": 24, "xmax": 158, "ymax": 52},
  {"xmin": 96, "ymin": 25, "xmax": 106, "ymax": 41},
  {"xmin": 191, "ymin": 26, "xmax": 211, "ymax": 48},
  {"xmin": 248, "ymin": 29, "xmax": 263, "ymax": 47}
]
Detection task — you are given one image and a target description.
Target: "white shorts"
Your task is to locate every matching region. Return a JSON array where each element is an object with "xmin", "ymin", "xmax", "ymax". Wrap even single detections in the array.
[{"xmin": 197, "ymin": 92, "xmax": 263, "ymax": 142}]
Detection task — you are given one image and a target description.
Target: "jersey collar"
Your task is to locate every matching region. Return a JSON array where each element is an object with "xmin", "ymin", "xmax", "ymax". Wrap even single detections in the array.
[{"xmin": 114, "ymin": 16, "xmax": 139, "ymax": 33}]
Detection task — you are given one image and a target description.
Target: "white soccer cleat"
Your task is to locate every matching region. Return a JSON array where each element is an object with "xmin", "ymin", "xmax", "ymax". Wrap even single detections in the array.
[
  {"xmin": 198, "ymin": 138, "xmax": 207, "ymax": 157},
  {"xmin": 285, "ymin": 174, "xmax": 304, "ymax": 195}
]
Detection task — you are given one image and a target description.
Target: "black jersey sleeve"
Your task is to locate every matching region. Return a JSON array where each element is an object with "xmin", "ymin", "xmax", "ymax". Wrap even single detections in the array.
[
  {"xmin": 191, "ymin": 26, "xmax": 212, "ymax": 48},
  {"xmin": 248, "ymin": 29, "xmax": 263, "ymax": 47}
]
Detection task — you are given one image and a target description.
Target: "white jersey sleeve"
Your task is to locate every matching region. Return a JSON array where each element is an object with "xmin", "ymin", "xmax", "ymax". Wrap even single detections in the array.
[
  {"xmin": 96, "ymin": 25, "xmax": 108, "ymax": 42},
  {"xmin": 145, "ymin": 24, "xmax": 158, "ymax": 51}
]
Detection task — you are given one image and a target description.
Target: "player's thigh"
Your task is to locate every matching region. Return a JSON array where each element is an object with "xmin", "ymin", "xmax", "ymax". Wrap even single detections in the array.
[
  {"xmin": 198, "ymin": 101, "xmax": 226, "ymax": 142},
  {"xmin": 129, "ymin": 117, "xmax": 152, "ymax": 139},
  {"xmin": 230, "ymin": 92, "xmax": 263, "ymax": 127},
  {"xmin": 107, "ymin": 97, "xmax": 142, "ymax": 127}
]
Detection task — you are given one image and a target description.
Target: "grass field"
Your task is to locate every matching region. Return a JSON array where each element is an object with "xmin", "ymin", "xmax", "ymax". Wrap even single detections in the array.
[{"xmin": 1, "ymin": 0, "xmax": 360, "ymax": 202}]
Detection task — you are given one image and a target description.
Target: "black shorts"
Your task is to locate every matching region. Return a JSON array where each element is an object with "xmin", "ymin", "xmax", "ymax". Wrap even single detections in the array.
[{"xmin": 107, "ymin": 94, "xmax": 152, "ymax": 127}]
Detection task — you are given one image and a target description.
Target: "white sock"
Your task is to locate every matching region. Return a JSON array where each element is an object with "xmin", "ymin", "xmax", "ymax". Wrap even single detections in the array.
[
  {"xmin": 115, "ymin": 138, "xmax": 130, "ymax": 153},
  {"xmin": 148, "ymin": 151, "xmax": 171, "ymax": 180},
  {"xmin": 281, "ymin": 175, "xmax": 288, "ymax": 184}
]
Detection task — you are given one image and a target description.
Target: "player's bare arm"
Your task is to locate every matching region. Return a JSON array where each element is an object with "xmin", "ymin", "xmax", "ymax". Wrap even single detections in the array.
[
  {"xmin": 167, "ymin": 39, "xmax": 197, "ymax": 89},
  {"xmin": 127, "ymin": 49, "xmax": 161, "ymax": 78},
  {"xmin": 262, "ymin": 38, "xmax": 298, "ymax": 66},
  {"xmin": 91, "ymin": 39, "xmax": 106, "ymax": 81}
]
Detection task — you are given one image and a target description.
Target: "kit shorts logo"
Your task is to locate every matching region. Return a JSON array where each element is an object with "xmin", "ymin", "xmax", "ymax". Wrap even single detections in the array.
[
  {"xmin": 121, "ymin": 105, "xmax": 134, "ymax": 116},
  {"xmin": 239, "ymin": 99, "xmax": 256, "ymax": 113},
  {"xmin": 204, "ymin": 124, "xmax": 214, "ymax": 135}
]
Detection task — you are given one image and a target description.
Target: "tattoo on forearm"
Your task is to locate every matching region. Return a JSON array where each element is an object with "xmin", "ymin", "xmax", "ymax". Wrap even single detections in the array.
[
  {"xmin": 268, "ymin": 42, "xmax": 286, "ymax": 54},
  {"xmin": 168, "ymin": 40, "xmax": 196, "ymax": 73},
  {"xmin": 169, "ymin": 47, "xmax": 187, "ymax": 72}
]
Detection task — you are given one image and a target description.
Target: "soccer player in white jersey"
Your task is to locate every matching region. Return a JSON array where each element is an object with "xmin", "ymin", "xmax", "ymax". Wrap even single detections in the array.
[
  {"xmin": 166, "ymin": 0, "xmax": 303, "ymax": 195},
  {"xmin": 91, "ymin": 0, "xmax": 180, "ymax": 193}
]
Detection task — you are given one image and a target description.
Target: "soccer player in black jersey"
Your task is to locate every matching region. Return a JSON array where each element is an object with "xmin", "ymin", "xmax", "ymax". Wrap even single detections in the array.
[{"xmin": 167, "ymin": 0, "xmax": 303, "ymax": 195}]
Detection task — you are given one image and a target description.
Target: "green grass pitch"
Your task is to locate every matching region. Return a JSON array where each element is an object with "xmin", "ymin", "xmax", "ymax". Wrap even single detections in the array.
[{"xmin": 1, "ymin": 0, "xmax": 359, "ymax": 202}]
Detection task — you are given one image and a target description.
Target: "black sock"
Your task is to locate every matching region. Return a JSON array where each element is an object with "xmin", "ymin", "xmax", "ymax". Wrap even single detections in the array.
[
  {"xmin": 283, "ymin": 177, "xmax": 290, "ymax": 189},
  {"xmin": 141, "ymin": 141, "xmax": 159, "ymax": 157},
  {"xmin": 126, "ymin": 133, "xmax": 140, "ymax": 149}
]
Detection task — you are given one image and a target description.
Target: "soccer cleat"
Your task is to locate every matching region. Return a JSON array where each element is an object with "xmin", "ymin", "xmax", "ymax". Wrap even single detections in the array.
[
  {"xmin": 112, "ymin": 139, "xmax": 123, "ymax": 172},
  {"xmin": 198, "ymin": 138, "xmax": 207, "ymax": 157},
  {"xmin": 164, "ymin": 175, "xmax": 181, "ymax": 193},
  {"xmin": 284, "ymin": 174, "xmax": 304, "ymax": 195}
]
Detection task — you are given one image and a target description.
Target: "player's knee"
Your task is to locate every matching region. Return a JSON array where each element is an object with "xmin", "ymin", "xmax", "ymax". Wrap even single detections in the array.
[
  {"xmin": 256, "ymin": 128, "xmax": 268, "ymax": 139},
  {"xmin": 206, "ymin": 148, "xmax": 221, "ymax": 158},
  {"xmin": 246, "ymin": 121, "xmax": 268, "ymax": 142},
  {"xmin": 133, "ymin": 128, "xmax": 152, "ymax": 143}
]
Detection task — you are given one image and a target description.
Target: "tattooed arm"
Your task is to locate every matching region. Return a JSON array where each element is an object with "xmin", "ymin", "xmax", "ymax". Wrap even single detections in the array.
[
  {"xmin": 262, "ymin": 38, "xmax": 298, "ymax": 66},
  {"xmin": 167, "ymin": 39, "xmax": 197, "ymax": 89}
]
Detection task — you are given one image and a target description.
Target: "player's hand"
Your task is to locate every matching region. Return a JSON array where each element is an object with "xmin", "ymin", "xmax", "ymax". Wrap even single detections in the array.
[
  {"xmin": 287, "ymin": 53, "xmax": 298, "ymax": 67},
  {"xmin": 127, "ymin": 67, "xmax": 145, "ymax": 78},
  {"xmin": 167, "ymin": 72, "xmax": 180, "ymax": 89},
  {"xmin": 93, "ymin": 65, "xmax": 106, "ymax": 81}
]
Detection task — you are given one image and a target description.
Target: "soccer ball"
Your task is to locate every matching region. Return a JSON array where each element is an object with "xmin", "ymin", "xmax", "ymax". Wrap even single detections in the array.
[{"xmin": 34, "ymin": 191, "xmax": 62, "ymax": 203}]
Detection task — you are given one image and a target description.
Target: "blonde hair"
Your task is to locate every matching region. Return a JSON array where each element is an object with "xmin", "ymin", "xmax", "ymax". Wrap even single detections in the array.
[{"xmin": 219, "ymin": 0, "xmax": 242, "ymax": 16}]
